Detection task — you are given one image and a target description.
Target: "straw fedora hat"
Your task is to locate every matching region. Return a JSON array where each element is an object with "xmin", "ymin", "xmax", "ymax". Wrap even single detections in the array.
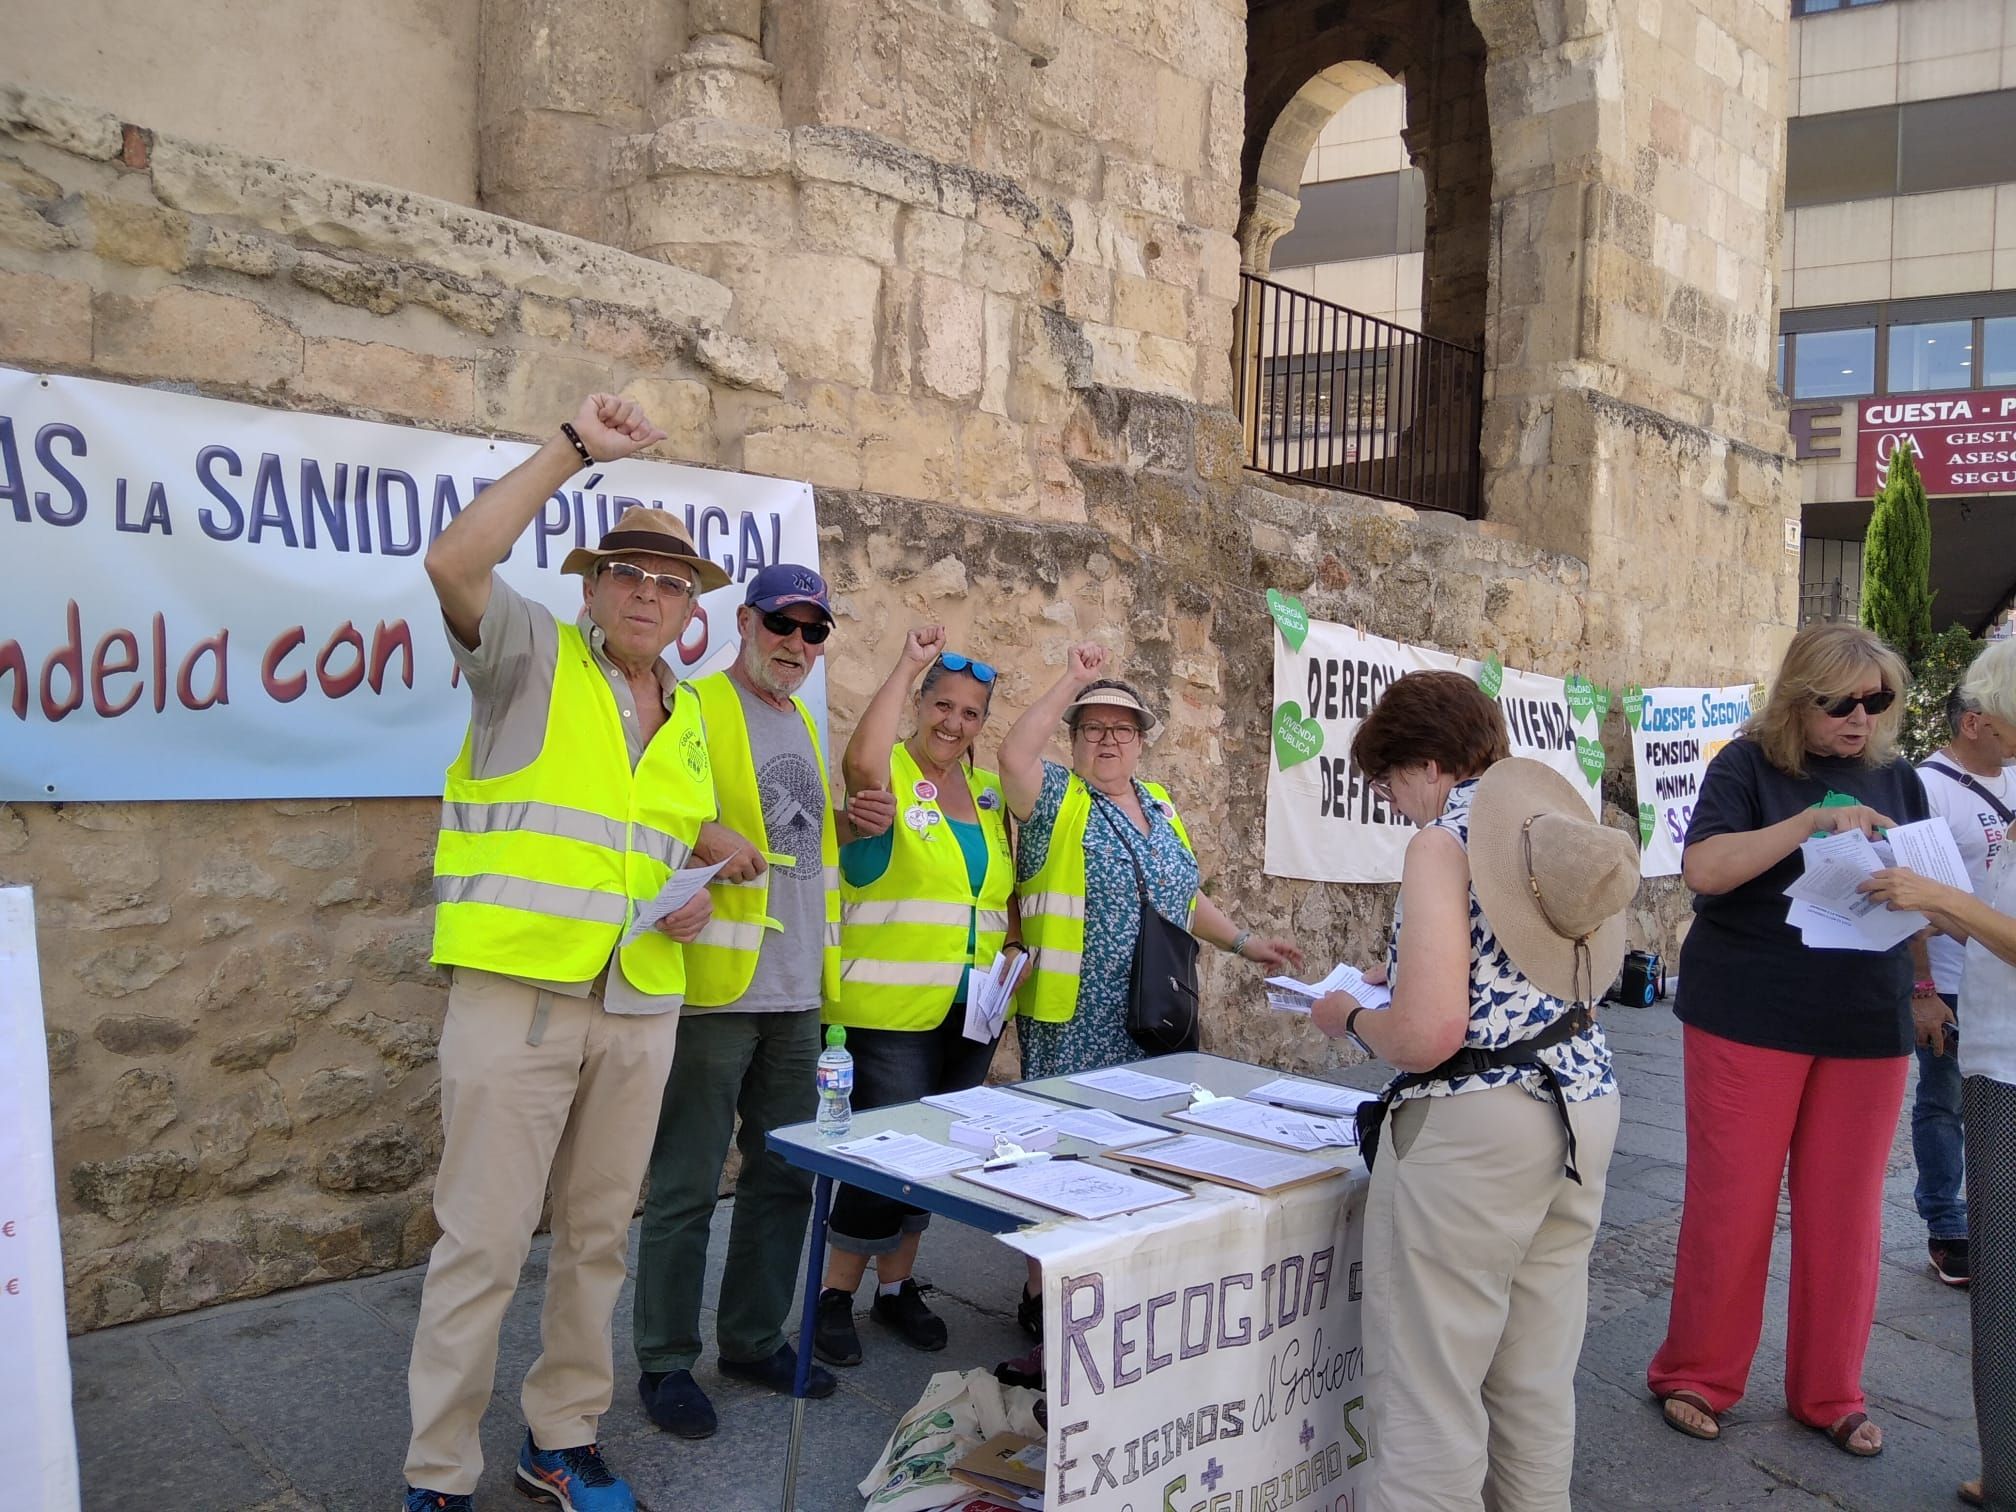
[
  {"xmin": 560, "ymin": 505, "xmax": 730, "ymax": 592},
  {"xmin": 1064, "ymin": 682, "xmax": 1165, "ymax": 743},
  {"xmin": 1468, "ymin": 758, "xmax": 1639, "ymax": 1003}
]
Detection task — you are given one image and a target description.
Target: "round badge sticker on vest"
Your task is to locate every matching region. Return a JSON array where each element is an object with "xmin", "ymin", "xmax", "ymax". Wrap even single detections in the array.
[
  {"xmin": 926, "ymin": 810, "xmax": 943, "ymax": 826},
  {"xmin": 905, "ymin": 805, "xmax": 932, "ymax": 835},
  {"xmin": 914, "ymin": 780, "xmax": 938, "ymax": 803},
  {"xmin": 1155, "ymin": 798, "xmax": 1175, "ymax": 819},
  {"xmin": 977, "ymin": 788, "xmax": 1000, "ymax": 811}
]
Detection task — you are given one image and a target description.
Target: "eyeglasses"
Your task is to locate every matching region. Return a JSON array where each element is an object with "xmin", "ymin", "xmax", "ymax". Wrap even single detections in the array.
[
  {"xmin": 937, "ymin": 652, "xmax": 997, "ymax": 684},
  {"xmin": 758, "ymin": 609, "xmax": 832, "ymax": 645},
  {"xmin": 1075, "ymin": 722, "xmax": 1140, "ymax": 745},
  {"xmin": 1369, "ymin": 776, "xmax": 1395, "ymax": 803},
  {"xmin": 601, "ymin": 560, "xmax": 694, "ymax": 599},
  {"xmin": 1814, "ymin": 689, "xmax": 1895, "ymax": 718}
]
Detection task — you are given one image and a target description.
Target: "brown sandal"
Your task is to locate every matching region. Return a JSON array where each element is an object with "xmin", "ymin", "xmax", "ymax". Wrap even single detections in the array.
[
  {"xmin": 1660, "ymin": 1391, "xmax": 1721, "ymax": 1441},
  {"xmin": 1821, "ymin": 1412, "xmax": 1883, "ymax": 1457}
]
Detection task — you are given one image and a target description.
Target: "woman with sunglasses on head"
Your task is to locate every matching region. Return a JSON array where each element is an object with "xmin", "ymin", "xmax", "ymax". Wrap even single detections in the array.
[
  {"xmin": 1648, "ymin": 623, "xmax": 1931, "ymax": 1460},
  {"xmin": 812, "ymin": 624, "xmax": 1020, "ymax": 1369}
]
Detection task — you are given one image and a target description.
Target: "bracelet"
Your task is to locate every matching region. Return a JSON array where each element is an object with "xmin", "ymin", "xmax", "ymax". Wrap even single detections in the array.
[
  {"xmin": 1344, "ymin": 1004, "xmax": 1371, "ymax": 1053},
  {"xmin": 1914, "ymin": 980, "xmax": 1938, "ymax": 994},
  {"xmin": 559, "ymin": 421, "xmax": 596, "ymax": 469},
  {"xmin": 1227, "ymin": 928, "xmax": 1253, "ymax": 958}
]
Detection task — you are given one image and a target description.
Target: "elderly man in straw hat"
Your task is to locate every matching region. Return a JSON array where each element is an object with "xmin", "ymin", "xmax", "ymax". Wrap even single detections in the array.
[
  {"xmin": 400, "ymin": 394, "xmax": 727, "ymax": 1512},
  {"xmin": 1309, "ymin": 669, "xmax": 1637, "ymax": 1512}
]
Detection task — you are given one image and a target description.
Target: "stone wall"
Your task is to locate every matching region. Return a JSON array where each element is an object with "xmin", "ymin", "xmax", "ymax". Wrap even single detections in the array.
[{"xmin": 2, "ymin": 0, "xmax": 1797, "ymax": 1329}]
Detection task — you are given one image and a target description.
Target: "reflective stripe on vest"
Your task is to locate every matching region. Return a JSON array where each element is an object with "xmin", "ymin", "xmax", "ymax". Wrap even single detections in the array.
[
  {"xmin": 679, "ymin": 672, "xmax": 843, "ymax": 1010},
  {"xmin": 1016, "ymin": 773, "xmax": 1194, "ymax": 1023},
  {"xmin": 832, "ymin": 743, "xmax": 1016, "ymax": 1032},
  {"xmin": 431, "ymin": 622, "xmax": 715, "ymax": 993}
]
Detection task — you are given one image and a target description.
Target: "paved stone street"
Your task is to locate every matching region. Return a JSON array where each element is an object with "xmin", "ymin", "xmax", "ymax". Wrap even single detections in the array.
[{"xmin": 70, "ymin": 1004, "xmax": 1976, "ymax": 1511}]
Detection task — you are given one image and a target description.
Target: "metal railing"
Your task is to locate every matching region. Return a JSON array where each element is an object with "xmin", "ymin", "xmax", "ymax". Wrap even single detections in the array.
[
  {"xmin": 1233, "ymin": 273, "xmax": 1484, "ymax": 518},
  {"xmin": 1798, "ymin": 578, "xmax": 1862, "ymax": 625}
]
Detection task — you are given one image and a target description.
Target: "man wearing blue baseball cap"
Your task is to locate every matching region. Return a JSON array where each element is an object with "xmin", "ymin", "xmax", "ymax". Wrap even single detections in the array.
[{"xmin": 630, "ymin": 564, "xmax": 896, "ymax": 1439}]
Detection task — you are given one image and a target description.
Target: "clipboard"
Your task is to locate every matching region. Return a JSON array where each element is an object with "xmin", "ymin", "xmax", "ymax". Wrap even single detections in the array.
[{"xmin": 1121, "ymin": 1134, "xmax": 1336, "ymax": 1194}]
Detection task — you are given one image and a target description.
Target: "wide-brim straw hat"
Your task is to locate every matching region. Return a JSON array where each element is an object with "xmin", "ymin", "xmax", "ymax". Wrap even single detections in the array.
[
  {"xmin": 1064, "ymin": 684, "xmax": 1165, "ymax": 743},
  {"xmin": 559, "ymin": 505, "xmax": 730, "ymax": 592},
  {"xmin": 1468, "ymin": 758, "xmax": 1639, "ymax": 1004}
]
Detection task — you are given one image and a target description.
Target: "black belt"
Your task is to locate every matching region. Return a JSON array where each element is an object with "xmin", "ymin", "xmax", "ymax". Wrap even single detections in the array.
[{"xmin": 1354, "ymin": 1006, "xmax": 1596, "ymax": 1183}]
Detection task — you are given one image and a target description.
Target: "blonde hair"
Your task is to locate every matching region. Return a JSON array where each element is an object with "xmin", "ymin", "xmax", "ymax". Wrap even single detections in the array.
[
  {"xmin": 1961, "ymin": 636, "xmax": 2016, "ymax": 724},
  {"xmin": 1750, "ymin": 624, "xmax": 1910, "ymax": 777}
]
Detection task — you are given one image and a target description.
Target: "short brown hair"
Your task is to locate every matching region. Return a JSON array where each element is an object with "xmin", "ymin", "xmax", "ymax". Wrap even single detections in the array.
[{"xmin": 1350, "ymin": 670, "xmax": 1510, "ymax": 782}]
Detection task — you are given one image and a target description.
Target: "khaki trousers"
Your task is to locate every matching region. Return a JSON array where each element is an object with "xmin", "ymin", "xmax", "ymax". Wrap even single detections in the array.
[
  {"xmin": 403, "ymin": 969, "xmax": 681, "ymax": 1494},
  {"xmin": 1364, "ymin": 1085, "xmax": 1621, "ymax": 1512}
]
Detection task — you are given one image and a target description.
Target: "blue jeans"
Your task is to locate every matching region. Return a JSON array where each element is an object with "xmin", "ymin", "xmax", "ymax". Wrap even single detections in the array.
[{"xmin": 1913, "ymin": 993, "xmax": 1967, "ymax": 1240}]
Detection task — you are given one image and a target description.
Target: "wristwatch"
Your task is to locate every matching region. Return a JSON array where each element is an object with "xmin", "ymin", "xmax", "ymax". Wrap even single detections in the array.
[{"xmin": 1344, "ymin": 1003, "xmax": 1372, "ymax": 1054}]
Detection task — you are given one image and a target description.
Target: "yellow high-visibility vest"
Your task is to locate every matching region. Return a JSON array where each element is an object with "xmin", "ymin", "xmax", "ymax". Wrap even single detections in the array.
[
  {"xmin": 832, "ymin": 742, "xmax": 1015, "ymax": 1032},
  {"xmin": 1017, "ymin": 773, "xmax": 1195, "ymax": 1022},
  {"xmin": 431, "ymin": 621, "xmax": 715, "ymax": 997},
  {"xmin": 682, "ymin": 671, "xmax": 842, "ymax": 1010}
]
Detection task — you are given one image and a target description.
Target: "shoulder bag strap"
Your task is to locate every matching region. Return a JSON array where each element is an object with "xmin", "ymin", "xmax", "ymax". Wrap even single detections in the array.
[{"xmin": 1924, "ymin": 761, "xmax": 2015, "ymax": 826}]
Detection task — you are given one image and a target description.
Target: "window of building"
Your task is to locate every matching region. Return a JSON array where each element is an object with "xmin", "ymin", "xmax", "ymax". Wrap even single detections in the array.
[
  {"xmin": 1776, "ymin": 334, "xmax": 1787, "ymax": 391},
  {"xmin": 1887, "ymin": 320, "xmax": 1974, "ymax": 393},
  {"xmin": 1792, "ymin": 0, "xmax": 1888, "ymax": 14},
  {"xmin": 1799, "ymin": 537, "xmax": 1864, "ymax": 627},
  {"xmin": 1787, "ymin": 90, "xmax": 2016, "ymax": 208},
  {"xmin": 1790, "ymin": 327, "xmax": 1877, "ymax": 399},
  {"xmin": 1985, "ymin": 317, "xmax": 2016, "ymax": 387}
]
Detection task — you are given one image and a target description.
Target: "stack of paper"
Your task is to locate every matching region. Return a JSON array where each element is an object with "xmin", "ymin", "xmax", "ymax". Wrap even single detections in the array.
[
  {"xmin": 1265, "ymin": 963, "xmax": 1392, "ymax": 1015},
  {"xmin": 923, "ymin": 1086, "xmax": 1057, "ymax": 1119},
  {"xmin": 1123, "ymin": 1133, "xmax": 1334, "ymax": 1192},
  {"xmin": 964, "ymin": 948, "xmax": 1032, "ymax": 1043},
  {"xmin": 950, "ymin": 1433, "xmax": 1046, "ymax": 1509},
  {"xmin": 1249, "ymin": 1076, "xmax": 1379, "ymax": 1118},
  {"xmin": 1783, "ymin": 819, "xmax": 1967, "ymax": 952},
  {"xmin": 1170, "ymin": 1096, "xmax": 1357, "ymax": 1151},
  {"xmin": 957, "ymin": 1157, "xmax": 1189, "ymax": 1219},
  {"xmin": 1065, "ymin": 1065, "xmax": 1191, "ymax": 1099},
  {"xmin": 1039, "ymin": 1106, "xmax": 1168, "ymax": 1148},
  {"xmin": 948, "ymin": 1113, "xmax": 1061, "ymax": 1153},
  {"xmin": 832, "ymin": 1130, "xmax": 981, "ymax": 1179}
]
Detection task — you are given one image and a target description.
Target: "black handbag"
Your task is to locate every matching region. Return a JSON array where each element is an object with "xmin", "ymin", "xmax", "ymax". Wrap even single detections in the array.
[{"xmin": 1092, "ymin": 796, "xmax": 1202, "ymax": 1054}]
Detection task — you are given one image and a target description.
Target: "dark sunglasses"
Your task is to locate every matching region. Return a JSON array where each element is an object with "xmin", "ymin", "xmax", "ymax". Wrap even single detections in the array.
[
  {"xmin": 758, "ymin": 610, "xmax": 832, "ymax": 645},
  {"xmin": 936, "ymin": 652, "xmax": 996, "ymax": 683},
  {"xmin": 1815, "ymin": 689, "xmax": 1895, "ymax": 718}
]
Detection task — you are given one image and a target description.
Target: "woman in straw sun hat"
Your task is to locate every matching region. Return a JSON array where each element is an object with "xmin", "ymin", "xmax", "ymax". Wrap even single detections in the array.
[{"xmin": 1309, "ymin": 668, "xmax": 1636, "ymax": 1512}]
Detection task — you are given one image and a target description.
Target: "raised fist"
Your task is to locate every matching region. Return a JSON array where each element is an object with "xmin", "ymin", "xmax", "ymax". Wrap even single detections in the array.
[
  {"xmin": 569, "ymin": 393, "xmax": 667, "ymax": 465},
  {"xmin": 903, "ymin": 625, "xmax": 948, "ymax": 667},
  {"xmin": 1067, "ymin": 643, "xmax": 1108, "ymax": 686}
]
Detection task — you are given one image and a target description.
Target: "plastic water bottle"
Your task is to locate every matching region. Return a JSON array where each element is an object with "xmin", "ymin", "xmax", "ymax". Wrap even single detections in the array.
[{"xmin": 815, "ymin": 1025, "xmax": 854, "ymax": 1138}]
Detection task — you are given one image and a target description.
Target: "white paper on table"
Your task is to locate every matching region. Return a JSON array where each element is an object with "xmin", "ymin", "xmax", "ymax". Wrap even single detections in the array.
[
  {"xmin": 922, "ymin": 1085, "xmax": 1057, "ymax": 1119},
  {"xmin": 1169, "ymin": 1096, "xmax": 1357, "ymax": 1150},
  {"xmin": 1264, "ymin": 962, "xmax": 1392, "ymax": 1010},
  {"xmin": 1041, "ymin": 1105, "xmax": 1169, "ymax": 1148},
  {"xmin": 1248, "ymin": 1076, "xmax": 1380, "ymax": 1118},
  {"xmin": 832, "ymin": 1129, "xmax": 982, "ymax": 1179},
  {"xmin": 957, "ymin": 1157, "xmax": 1189, "ymax": 1220},
  {"xmin": 1065, "ymin": 1065, "xmax": 1192, "ymax": 1100},
  {"xmin": 1885, "ymin": 818, "xmax": 1974, "ymax": 893},
  {"xmin": 618, "ymin": 859, "xmax": 728, "ymax": 946},
  {"xmin": 1124, "ymin": 1132, "xmax": 1333, "ymax": 1188},
  {"xmin": 946, "ymin": 1113, "xmax": 1061, "ymax": 1153},
  {"xmin": 963, "ymin": 948, "xmax": 1031, "ymax": 1044}
]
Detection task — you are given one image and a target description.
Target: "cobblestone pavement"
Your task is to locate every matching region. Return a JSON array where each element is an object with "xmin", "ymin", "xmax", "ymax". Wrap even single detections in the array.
[{"xmin": 71, "ymin": 1004, "xmax": 1976, "ymax": 1510}]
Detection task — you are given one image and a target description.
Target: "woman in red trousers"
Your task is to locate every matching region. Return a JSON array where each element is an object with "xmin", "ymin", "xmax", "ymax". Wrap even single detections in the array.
[{"xmin": 1647, "ymin": 624, "xmax": 1930, "ymax": 1457}]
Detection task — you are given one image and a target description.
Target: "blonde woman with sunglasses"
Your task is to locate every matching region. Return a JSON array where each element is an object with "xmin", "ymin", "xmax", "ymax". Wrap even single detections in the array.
[
  {"xmin": 1648, "ymin": 624, "xmax": 1932, "ymax": 1460},
  {"xmin": 812, "ymin": 625, "xmax": 1021, "ymax": 1369}
]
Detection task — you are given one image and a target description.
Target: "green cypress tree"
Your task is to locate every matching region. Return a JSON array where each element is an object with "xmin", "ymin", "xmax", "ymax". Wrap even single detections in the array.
[{"xmin": 1859, "ymin": 443, "xmax": 1934, "ymax": 663}]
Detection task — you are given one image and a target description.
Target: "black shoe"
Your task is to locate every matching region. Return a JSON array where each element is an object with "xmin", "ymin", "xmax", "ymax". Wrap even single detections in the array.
[
  {"xmin": 871, "ymin": 1279, "xmax": 948, "ymax": 1352},
  {"xmin": 1017, "ymin": 1285, "xmax": 1043, "ymax": 1340},
  {"xmin": 1930, "ymin": 1238, "xmax": 1971, "ymax": 1287},
  {"xmin": 403, "ymin": 1491, "xmax": 474, "ymax": 1512},
  {"xmin": 719, "ymin": 1342, "xmax": 836, "ymax": 1398},
  {"xmin": 814, "ymin": 1287, "xmax": 863, "ymax": 1367},
  {"xmin": 995, "ymin": 1342, "xmax": 1043, "ymax": 1390},
  {"xmin": 638, "ymin": 1369, "xmax": 717, "ymax": 1439}
]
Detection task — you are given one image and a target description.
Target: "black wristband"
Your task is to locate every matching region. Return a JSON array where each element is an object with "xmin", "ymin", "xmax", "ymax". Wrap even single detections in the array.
[
  {"xmin": 1344, "ymin": 1004, "xmax": 1368, "ymax": 1046},
  {"xmin": 559, "ymin": 422, "xmax": 596, "ymax": 469}
]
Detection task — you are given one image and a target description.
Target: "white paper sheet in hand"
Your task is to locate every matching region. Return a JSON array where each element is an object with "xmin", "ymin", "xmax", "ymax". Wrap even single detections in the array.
[
  {"xmin": 963, "ymin": 948, "xmax": 1030, "ymax": 1044},
  {"xmin": 1264, "ymin": 963, "xmax": 1392, "ymax": 1010},
  {"xmin": 1885, "ymin": 818, "xmax": 1973, "ymax": 892},
  {"xmin": 619, "ymin": 859, "xmax": 728, "ymax": 946}
]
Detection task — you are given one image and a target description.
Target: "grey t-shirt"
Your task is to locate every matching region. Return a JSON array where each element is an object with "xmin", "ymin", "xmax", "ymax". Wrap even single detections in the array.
[{"xmin": 731, "ymin": 679, "xmax": 827, "ymax": 1014}]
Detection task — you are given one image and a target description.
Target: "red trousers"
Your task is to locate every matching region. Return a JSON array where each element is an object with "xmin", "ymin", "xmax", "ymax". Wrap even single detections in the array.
[{"xmin": 1648, "ymin": 1023, "xmax": 1908, "ymax": 1426}]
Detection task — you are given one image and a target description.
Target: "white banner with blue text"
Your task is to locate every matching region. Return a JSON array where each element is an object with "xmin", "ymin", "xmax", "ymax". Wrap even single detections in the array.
[
  {"xmin": 1629, "ymin": 683, "xmax": 1755, "ymax": 878},
  {"xmin": 0, "ymin": 369, "xmax": 819, "ymax": 801},
  {"xmin": 1009, "ymin": 1173, "xmax": 1372, "ymax": 1512},
  {"xmin": 1265, "ymin": 619, "xmax": 1601, "ymax": 884}
]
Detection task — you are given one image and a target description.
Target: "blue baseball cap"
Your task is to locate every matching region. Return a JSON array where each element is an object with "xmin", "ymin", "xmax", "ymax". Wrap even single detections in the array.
[{"xmin": 744, "ymin": 563, "xmax": 833, "ymax": 621}]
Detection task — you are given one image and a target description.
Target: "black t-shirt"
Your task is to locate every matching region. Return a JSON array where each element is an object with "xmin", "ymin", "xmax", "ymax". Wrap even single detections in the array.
[{"xmin": 1676, "ymin": 736, "xmax": 1930, "ymax": 1058}]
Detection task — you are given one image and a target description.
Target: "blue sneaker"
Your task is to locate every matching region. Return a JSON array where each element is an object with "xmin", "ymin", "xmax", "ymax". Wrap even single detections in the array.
[
  {"xmin": 402, "ymin": 1490, "xmax": 474, "ymax": 1512},
  {"xmin": 514, "ymin": 1435, "xmax": 635, "ymax": 1512}
]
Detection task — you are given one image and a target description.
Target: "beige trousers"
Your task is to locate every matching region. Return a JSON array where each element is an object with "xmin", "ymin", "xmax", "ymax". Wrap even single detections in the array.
[
  {"xmin": 403, "ymin": 969, "xmax": 681, "ymax": 1494},
  {"xmin": 1363, "ymin": 1085, "xmax": 1621, "ymax": 1512}
]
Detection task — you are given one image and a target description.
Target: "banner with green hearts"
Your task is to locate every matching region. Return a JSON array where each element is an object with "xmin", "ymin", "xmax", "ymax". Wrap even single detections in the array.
[
  {"xmin": 1623, "ymin": 684, "xmax": 1645, "ymax": 731},
  {"xmin": 1478, "ymin": 652, "xmax": 1503, "ymax": 700},
  {"xmin": 1272, "ymin": 701, "xmax": 1324, "ymax": 770},
  {"xmin": 1565, "ymin": 675, "xmax": 1596, "ymax": 724},
  {"xmin": 1265, "ymin": 589, "xmax": 1309, "ymax": 652},
  {"xmin": 1575, "ymin": 734, "xmax": 1605, "ymax": 786},
  {"xmin": 1638, "ymin": 801, "xmax": 1655, "ymax": 848},
  {"xmin": 1594, "ymin": 684, "xmax": 1612, "ymax": 721}
]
